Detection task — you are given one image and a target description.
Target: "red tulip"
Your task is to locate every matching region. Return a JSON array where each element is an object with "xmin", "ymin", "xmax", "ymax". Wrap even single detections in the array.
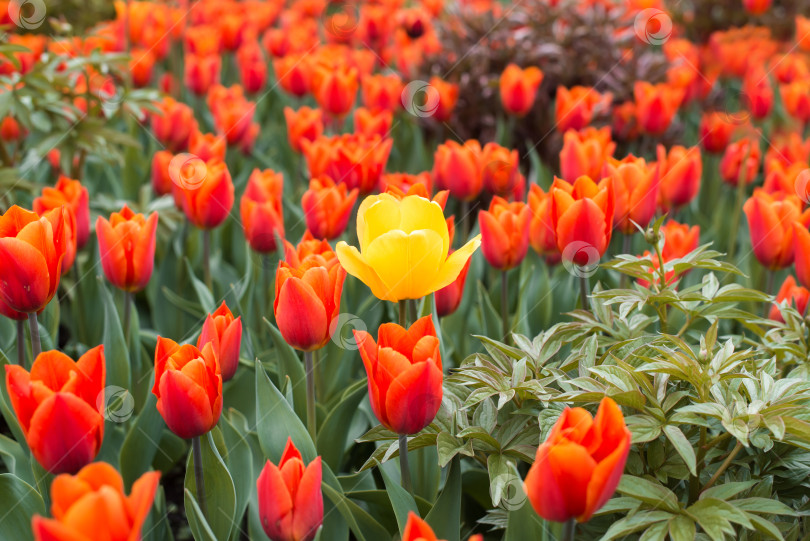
[
  {"xmin": 153, "ymin": 336, "xmax": 222, "ymax": 439},
  {"xmin": 198, "ymin": 302, "xmax": 242, "ymax": 383},
  {"xmin": 150, "ymin": 97, "xmax": 197, "ymax": 152},
  {"xmin": 555, "ymin": 86, "xmax": 612, "ymax": 132},
  {"xmin": 720, "ymin": 137, "xmax": 761, "ymax": 186},
  {"xmin": 362, "ymin": 73, "xmax": 404, "ymax": 112},
  {"xmin": 302, "ymin": 134, "xmax": 392, "ymax": 194},
  {"xmin": 241, "ymin": 168, "xmax": 285, "ymax": 253},
  {"xmin": 499, "ymin": 64, "xmax": 544, "ymax": 117},
  {"xmin": 6, "ymin": 346, "xmax": 105, "ymax": 473},
  {"xmin": 634, "ymin": 82, "xmax": 683, "ymax": 135},
  {"xmin": 479, "ymin": 197, "xmax": 531, "ymax": 270},
  {"xmin": 256, "ymin": 438, "xmax": 323, "ymax": 541},
  {"xmin": 744, "ymin": 190, "xmax": 810, "ymax": 270},
  {"xmin": 432, "ymin": 139, "xmax": 483, "ymax": 202},
  {"xmin": 284, "ymin": 107, "xmax": 324, "ymax": 154},
  {"xmin": 301, "ymin": 175, "xmax": 358, "ymax": 240},
  {"xmin": 435, "ymin": 255, "xmax": 470, "ymax": 317},
  {"xmin": 354, "ymin": 316, "xmax": 442, "ymax": 435},
  {"xmin": 656, "ymin": 145, "xmax": 702, "ymax": 212},
  {"xmin": 550, "ymin": 176, "xmax": 615, "ymax": 265},
  {"xmin": 769, "ymin": 275, "xmax": 809, "ymax": 321},
  {"xmin": 33, "ymin": 176, "xmax": 90, "ymax": 249},
  {"xmin": 528, "ymin": 184, "xmax": 561, "ymax": 264},
  {"xmin": 606, "ymin": 156, "xmax": 659, "ymax": 234},
  {"xmin": 311, "ymin": 63, "xmax": 358, "ymax": 118},
  {"xmin": 559, "ymin": 127, "xmax": 615, "ymax": 182},
  {"xmin": 742, "ymin": 65, "xmax": 773, "ymax": 120},
  {"xmin": 175, "ymin": 159, "xmax": 235, "ymax": 229},
  {"xmin": 354, "ymin": 106, "xmax": 393, "ymax": 138},
  {"xmin": 481, "ymin": 143, "xmax": 525, "ymax": 199},
  {"xmin": 96, "ymin": 206, "xmax": 159, "ymax": 293},
  {"xmin": 184, "ymin": 53, "xmax": 221, "ymax": 96},
  {"xmin": 152, "ymin": 150, "xmax": 174, "ymax": 196},
  {"xmin": 402, "ymin": 512, "xmax": 483, "ymax": 541},
  {"xmin": 0, "ymin": 206, "xmax": 67, "ymax": 314},
  {"xmin": 524, "ymin": 397, "xmax": 631, "ymax": 523},
  {"xmin": 699, "ymin": 112, "xmax": 736, "ymax": 154},
  {"xmin": 189, "ymin": 130, "xmax": 227, "ymax": 163}
]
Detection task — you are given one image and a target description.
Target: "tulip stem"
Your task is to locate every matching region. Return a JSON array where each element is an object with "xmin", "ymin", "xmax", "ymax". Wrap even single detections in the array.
[
  {"xmin": 203, "ymin": 230, "xmax": 212, "ymax": 291},
  {"xmin": 399, "ymin": 300, "xmax": 408, "ymax": 327},
  {"xmin": 579, "ymin": 275, "xmax": 590, "ymax": 311},
  {"xmin": 501, "ymin": 270, "xmax": 510, "ymax": 343},
  {"xmin": 304, "ymin": 350, "xmax": 317, "ymax": 441},
  {"xmin": 28, "ymin": 312, "xmax": 41, "ymax": 360},
  {"xmin": 398, "ymin": 433, "xmax": 413, "ymax": 496},
  {"xmin": 16, "ymin": 319, "xmax": 24, "ymax": 367},
  {"xmin": 562, "ymin": 519, "xmax": 576, "ymax": 541},
  {"xmin": 727, "ymin": 147, "xmax": 751, "ymax": 263},
  {"xmin": 191, "ymin": 436, "xmax": 208, "ymax": 517}
]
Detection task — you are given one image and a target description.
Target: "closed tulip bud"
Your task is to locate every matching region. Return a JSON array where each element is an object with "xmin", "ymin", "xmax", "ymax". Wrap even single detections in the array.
[
  {"xmin": 769, "ymin": 275, "xmax": 809, "ymax": 322},
  {"xmin": 302, "ymin": 175, "xmax": 358, "ymax": 240},
  {"xmin": 781, "ymin": 80, "xmax": 810, "ymax": 124},
  {"xmin": 699, "ymin": 112, "xmax": 735, "ymax": 154},
  {"xmin": 241, "ymin": 168, "xmax": 285, "ymax": 253},
  {"xmin": 302, "ymin": 134, "xmax": 392, "ymax": 194},
  {"xmin": 130, "ymin": 48, "xmax": 155, "ymax": 88},
  {"xmin": 184, "ymin": 53, "xmax": 221, "ymax": 96},
  {"xmin": 236, "ymin": 39, "xmax": 268, "ymax": 93},
  {"xmin": 432, "ymin": 139, "xmax": 483, "ymax": 202},
  {"xmin": 634, "ymin": 81, "xmax": 683, "ymax": 135},
  {"xmin": 6, "ymin": 346, "xmax": 105, "ymax": 473},
  {"xmin": 198, "ymin": 302, "xmax": 242, "ymax": 382},
  {"xmin": 189, "ymin": 130, "xmax": 227, "ymax": 163},
  {"xmin": 273, "ymin": 54, "xmax": 312, "ymax": 98},
  {"xmin": 435, "ymin": 255, "xmax": 470, "ymax": 317},
  {"xmin": 559, "ymin": 127, "xmax": 616, "ymax": 182},
  {"xmin": 426, "ymin": 76, "xmax": 458, "ymax": 122},
  {"xmin": 524, "ymin": 397, "xmax": 631, "ymax": 523},
  {"xmin": 257, "ymin": 438, "xmax": 323, "ymax": 541},
  {"xmin": 744, "ymin": 190, "xmax": 810, "ymax": 270},
  {"xmin": 33, "ymin": 176, "xmax": 90, "ymax": 249},
  {"xmin": 606, "ymin": 156, "xmax": 659, "ymax": 234},
  {"xmin": 337, "ymin": 194, "xmax": 480, "ymax": 301},
  {"xmin": 528, "ymin": 184, "xmax": 561, "ymax": 264},
  {"xmin": 32, "ymin": 462, "xmax": 160, "ymax": 541},
  {"xmin": 354, "ymin": 106, "xmax": 393, "ymax": 138},
  {"xmin": 311, "ymin": 63, "xmax": 358, "ymax": 118},
  {"xmin": 274, "ymin": 253, "xmax": 346, "ymax": 352},
  {"xmin": 402, "ymin": 512, "xmax": 483, "ymax": 541},
  {"xmin": 742, "ymin": 65, "xmax": 773, "ymax": 119},
  {"xmin": 153, "ymin": 336, "xmax": 222, "ymax": 439},
  {"xmin": 151, "ymin": 97, "xmax": 198, "ymax": 152},
  {"xmin": 499, "ymin": 64, "xmax": 544, "ymax": 117},
  {"xmin": 797, "ymin": 16, "xmax": 810, "ymax": 52},
  {"xmin": 743, "ymin": 0, "xmax": 771, "ymax": 15},
  {"xmin": 481, "ymin": 143, "xmax": 525, "ymax": 199},
  {"xmin": 720, "ymin": 137, "xmax": 761, "ymax": 186},
  {"xmin": 354, "ymin": 316, "xmax": 443, "ymax": 434},
  {"xmin": 479, "ymin": 197, "xmax": 531, "ymax": 270},
  {"xmin": 551, "ymin": 176, "xmax": 615, "ymax": 265},
  {"xmin": 284, "ymin": 106, "xmax": 324, "ymax": 154},
  {"xmin": 763, "ymin": 161, "xmax": 806, "ymax": 196},
  {"xmin": 152, "ymin": 150, "xmax": 174, "ymax": 196},
  {"xmin": 176, "ymin": 159, "xmax": 235, "ymax": 229},
  {"xmin": 362, "ymin": 73, "xmax": 403, "ymax": 112},
  {"xmin": 283, "ymin": 231, "xmax": 339, "ymax": 269},
  {"xmin": 660, "ymin": 220, "xmax": 700, "ymax": 260},
  {"xmin": 555, "ymin": 86, "xmax": 612, "ymax": 133},
  {"xmin": 96, "ymin": 206, "xmax": 159, "ymax": 293},
  {"xmin": 657, "ymin": 144, "xmax": 702, "ymax": 212},
  {"xmin": 795, "ymin": 223, "xmax": 810, "ymax": 289},
  {"xmin": 0, "ymin": 206, "xmax": 67, "ymax": 314}
]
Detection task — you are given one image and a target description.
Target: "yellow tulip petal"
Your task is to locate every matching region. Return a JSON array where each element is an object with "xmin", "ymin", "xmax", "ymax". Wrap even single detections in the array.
[
  {"xmin": 365, "ymin": 229, "xmax": 445, "ymax": 300},
  {"xmin": 335, "ymin": 241, "xmax": 396, "ymax": 301},
  {"xmin": 398, "ymin": 195, "xmax": 450, "ymax": 258},
  {"xmin": 432, "ymin": 234, "xmax": 481, "ymax": 292},
  {"xmin": 356, "ymin": 193, "xmax": 398, "ymax": 251},
  {"xmin": 359, "ymin": 194, "xmax": 402, "ymax": 253}
]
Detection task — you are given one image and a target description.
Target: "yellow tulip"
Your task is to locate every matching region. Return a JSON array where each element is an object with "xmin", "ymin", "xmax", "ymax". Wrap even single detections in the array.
[{"xmin": 336, "ymin": 194, "xmax": 481, "ymax": 301}]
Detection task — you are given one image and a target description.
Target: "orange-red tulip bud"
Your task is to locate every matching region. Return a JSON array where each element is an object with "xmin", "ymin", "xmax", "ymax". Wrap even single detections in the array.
[
  {"xmin": 606, "ymin": 156, "xmax": 659, "ymax": 234},
  {"xmin": 96, "ymin": 206, "xmax": 158, "ymax": 293},
  {"xmin": 720, "ymin": 137, "xmax": 761, "ymax": 186},
  {"xmin": 555, "ymin": 86, "xmax": 612, "ymax": 132},
  {"xmin": 354, "ymin": 106, "xmax": 393, "ymax": 138},
  {"xmin": 241, "ymin": 168, "xmax": 285, "ymax": 252},
  {"xmin": 151, "ymin": 97, "xmax": 198, "ymax": 152},
  {"xmin": 559, "ymin": 127, "xmax": 615, "ymax": 182},
  {"xmin": 481, "ymin": 143, "xmax": 525, "ymax": 199},
  {"xmin": 284, "ymin": 106, "xmax": 324, "ymax": 154},
  {"xmin": 499, "ymin": 64, "xmax": 544, "ymax": 117},
  {"xmin": 362, "ymin": 73, "xmax": 404, "ymax": 112},
  {"xmin": 198, "ymin": 302, "xmax": 242, "ymax": 383},
  {"xmin": 302, "ymin": 175, "xmax": 359, "ymax": 240},
  {"xmin": 176, "ymin": 159, "xmax": 235, "ymax": 229},
  {"xmin": 528, "ymin": 184, "xmax": 561, "ymax": 264},
  {"xmin": 479, "ymin": 197, "xmax": 531, "ymax": 270},
  {"xmin": 189, "ymin": 130, "xmax": 227, "ymax": 163},
  {"xmin": 656, "ymin": 144, "xmax": 702, "ymax": 212},
  {"xmin": 33, "ymin": 176, "xmax": 90, "ymax": 249},
  {"xmin": 699, "ymin": 112, "xmax": 735, "ymax": 154},
  {"xmin": 435, "ymin": 254, "xmax": 470, "ymax": 317},
  {"xmin": 633, "ymin": 81, "xmax": 683, "ymax": 135},
  {"xmin": 744, "ymin": 190, "xmax": 810, "ymax": 270},
  {"xmin": 432, "ymin": 139, "xmax": 483, "ymax": 202},
  {"xmin": 550, "ymin": 176, "xmax": 615, "ymax": 265},
  {"xmin": 769, "ymin": 275, "xmax": 809, "ymax": 321},
  {"xmin": 311, "ymin": 63, "xmax": 358, "ymax": 118}
]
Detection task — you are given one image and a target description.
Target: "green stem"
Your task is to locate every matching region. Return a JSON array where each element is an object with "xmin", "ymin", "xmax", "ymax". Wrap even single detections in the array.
[
  {"xmin": 192, "ymin": 436, "xmax": 207, "ymax": 517},
  {"xmin": 399, "ymin": 299, "xmax": 408, "ymax": 327},
  {"xmin": 701, "ymin": 441, "xmax": 743, "ymax": 494},
  {"xmin": 16, "ymin": 319, "xmax": 24, "ymax": 367},
  {"xmin": 408, "ymin": 299, "xmax": 418, "ymax": 325},
  {"xmin": 398, "ymin": 433, "xmax": 413, "ymax": 496},
  {"xmin": 579, "ymin": 274, "xmax": 590, "ymax": 311},
  {"xmin": 727, "ymin": 147, "xmax": 752, "ymax": 262},
  {"xmin": 28, "ymin": 312, "xmax": 40, "ymax": 360},
  {"xmin": 501, "ymin": 270, "xmax": 509, "ymax": 342},
  {"xmin": 263, "ymin": 254, "xmax": 272, "ymax": 319},
  {"xmin": 562, "ymin": 518, "xmax": 576, "ymax": 541},
  {"xmin": 304, "ymin": 350, "xmax": 317, "ymax": 441},
  {"xmin": 203, "ymin": 229, "xmax": 212, "ymax": 291}
]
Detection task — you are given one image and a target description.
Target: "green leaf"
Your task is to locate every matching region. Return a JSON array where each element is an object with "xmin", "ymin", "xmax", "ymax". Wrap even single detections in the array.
[
  {"xmin": 0, "ymin": 474, "xmax": 45, "ymax": 540},
  {"xmin": 617, "ymin": 475, "xmax": 680, "ymax": 513},
  {"xmin": 264, "ymin": 319, "xmax": 307, "ymax": 422},
  {"xmin": 598, "ymin": 511, "xmax": 673, "ymax": 541},
  {"xmin": 184, "ymin": 488, "xmax": 218, "ymax": 541},
  {"xmin": 668, "ymin": 515, "xmax": 696, "ymax": 541},
  {"xmin": 379, "ymin": 463, "xmax": 419, "ymax": 535},
  {"xmin": 425, "ymin": 458, "xmax": 461, "ymax": 541},
  {"xmin": 316, "ymin": 380, "xmax": 367, "ymax": 471},
  {"xmin": 100, "ymin": 278, "xmax": 131, "ymax": 390},
  {"xmin": 119, "ymin": 378, "xmax": 164, "ymax": 489},
  {"xmin": 220, "ymin": 415, "xmax": 253, "ymax": 535},
  {"xmin": 185, "ymin": 258, "xmax": 216, "ymax": 314},
  {"xmin": 255, "ymin": 362, "xmax": 316, "ymax": 463},
  {"xmin": 321, "ymin": 482, "xmax": 391, "ymax": 541},
  {"xmin": 746, "ymin": 513, "xmax": 784, "ymax": 540},
  {"xmin": 184, "ymin": 432, "xmax": 237, "ymax": 541},
  {"xmin": 504, "ymin": 496, "xmax": 547, "ymax": 541},
  {"xmin": 699, "ymin": 481, "xmax": 756, "ymax": 501},
  {"xmin": 662, "ymin": 425, "xmax": 697, "ymax": 476},
  {"xmin": 732, "ymin": 497, "xmax": 797, "ymax": 516}
]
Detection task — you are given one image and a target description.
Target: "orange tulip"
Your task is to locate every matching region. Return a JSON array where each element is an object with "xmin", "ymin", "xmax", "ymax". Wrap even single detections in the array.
[
  {"xmin": 764, "ymin": 132, "xmax": 810, "ymax": 171},
  {"xmin": 256, "ymin": 438, "xmax": 323, "ymax": 541},
  {"xmin": 130, "ymin": 48, "xmax": 155, "ymax": 88},
  {"xmin": 743, "ymin": 0, "xmax": 771, "ymax": 15},
  {"xmin": 362, "ymin": 73, "xmax": 404, "ymax": 112},
  {"xmin": 435, "ymin": 254, "xmax": 470, "ymax": 317},
  {"xmin": 699, "ymin": 112, "xmax": 735, "ymax": 154},
  {"xmin": 528, "ymin": 184, "xmax": 561, "ymax": 264},
  {"xmin": 612, "ymin": 101, "xmax": 637, "ymax": 140},
  {"xmin": 744, "ymin": 190, "xmax": 810, "ymax": 270},
  {"xmin": 208, "ymin": 91, "xmax": 257, "ymax": 148},
  {"xmin": 301, "ymin": 175, "xmax": 359, "ymax": 240},
  {"xmin": 274, "ymin": 247, "xmax": 346, "ymax": 351},
  {"xmin": 794, "ymin": 223, "xmax": 810, "ymax": 289},
  {"xmin": 184, "ymin": 53, "xmax": 221, "ymax": 96},
  {"xmin": 742, "ymin": 65, "xmax": 774, "ymax": 119},
  {"xmin": 32, "ymin": 462, "xmax": 160, "ymax": 541},
  {"xmin": 559, "ymin": 127, "xmax": 615, "ymax": 183},
  {"xmin": 479, "ymin": 197, "xmax": 531, "ymax": 270},
  {"xmin": 284, "ymin": 106, "xmax": 324, "ymax": 154},
  {"xmin": 555, "ymin": 86, "xmax": 612, "ymax": 132},
  {"xmin": 150, "ymin": 97, "xmax": 197, "ymax": 152},
  {"xmin": 524, "ymin": 397, "xmax": 631, "ymax": 523},
  {"xmin": 769, "ymin": 275, "xmax": 809, "ymax": 321},
  {"xmin": 657, "ymin": 145, "xmax": 702, "ymax": 212},
  {"xmin": 432, "ymin": 139, "xmax": 483, "ymax": 201},
  {"xmin": 606, "ymin": 156, "xmax": 659, "ymax": 234},
  {"xmin": 198, "ymin": 301, "xmax": 242, "ymax": 383},
  {"xmin": 0, "ymin": 115, "xmax": 24, "ymax": 142},
  {"xmin": 151, "ymin": 150, "xmax": 174, "ymax": 196},
  {"xmin": 381, "ymin": 172, "xmax": 434, "ymax": 197},
  {"xmin": 153, "ymin": 336, "xmax": 222, "ymax": 439},
  {"xmin": 402, "ymin": 512, "xmax": 483, "ymax": 541},
  {"xmin": 302, "ymin": 134, "xmax": 392, "ymax": 194},
  {"xmin": 283, "ymin": 232, "xmax": 340, "ymax": 269},
  {"xmin": 189, "ymin": 130, "xmax": 227, "ymax": 163},
  {"xmin": 499, "ymin": 64, "xmax": 544, "ymax": 117},
  {"xmin": 797, "ymin": 16, "xmax": 810, "ymax": 51},
  {"xmin": 763, "ymin": 161, "xmax": 807, "ymax": 197},
  {"xmin": 354, "ymin": 316, "xmax": 442, "ymax": 435},
  {"xmin": 660, "ymin": 219, "xmax": 700, "ymax": 260},
  {"xmin": 720, "ymin": 137, "xmax": 761, "ymax": 186},
  {"xmin": 0, "ymin": 206, "xmax": 67, "ymax": 314},
  {"xmin": 311, "ymin": 63, "xmax": 358, "ymax": 118},
  {"xmin": 354, "ymin": 106, "xmax": 393, "ymax": 138},
  {"xmin": 481, "ymin": 143, "xmax": 525, "ymax": 199},
  {"xmin": 33, "ymin": 176, "xmax": 90, "ymax": 250},
  {"xmin": 781, "ymin": 79, "xmax": 810, "ymax": 124},
  {"xmin": 634, "ymin": 81, "xmax": 683, "ymax": 135},
  {"xmin": 96, "ymin": 205, "xmax": 158, "ymax": 293},
  {"xmin": 273, "ymin": 54, "xmax": 312, "ymax": 98},
  {"xmin": 550, "ymin": 176, "xmax": 615, "ymax": 265},
  {"xmin": 241, "ymin": 168, "xmax": 285, "ymax": 253},
  {"xmin": 175, "ymin": 159, "xmax": 235, "ymax": 229},
  {"xmin": 426, "ymin": 76, "xmax": 459, "ymax": 122},
  {"xmin": 218, "ymin": 12, "xmax": 248, "ymax": 51},
  {"xmin": 6, "ymin": 346, "xmax": 105, "ymax": 473}
]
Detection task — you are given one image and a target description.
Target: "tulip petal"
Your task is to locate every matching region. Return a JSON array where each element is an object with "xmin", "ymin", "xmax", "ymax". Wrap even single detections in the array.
[
  {"xmin": 157, "ymin": 369, "xmax": 214, "ymax": 439},
  {"xmin": 257, "ymin": 460, "xmax": 294, "ymax": 540},
  {"xmin": 127, "ymin": 471, "xmax": 161, "ymax": 541},
  {"xmin": 794, "ymin": 223, "xmax": 810, "ymax": 288},
  {"xmin": 365, "ymin": 229, "xmax": 445, "ymax": 300},
  {"xmin": 524, "ymin": 443, "xmax": 571, "ymax": 523},
  {"xmin": 336, "ymin": 241, "xmax": 395, "ymax": 301},
  {"xmin": 277, "ymin": 277, "xmax": 329, "ymax": 351},
  {"xmin": 384, "ymin": 360, "xmax": 442, "ymax": 434},
  {"xmin": 402, "ymin": 512, "xmax": 438, "ymax": 541},
  {"xmin": 0, "ymin": 237, "xmax": 50, "ymax": 313},
  {"xmin": 31, "ymin": 517, "xmax": 88, "ymax": 541},
  {"xmin": 359, "ymin": 194, "xmax": 401, "ymax": 253},
  {"xmin": 398, "ymin": 196, "xmax": 450, "ymax": 257},
  {"xmin": 432, "ymin": 234, "xmax": 481, "ymax": 293},
  {"xmin": 292, "ymin": 457, "xmax": 323, "ymax": 541}
]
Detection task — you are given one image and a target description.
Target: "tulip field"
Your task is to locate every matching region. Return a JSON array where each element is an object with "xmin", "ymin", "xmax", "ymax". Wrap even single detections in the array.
[{"xmin": 4, "ymin": 0, "xmax": 810, "ymax": 539}]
